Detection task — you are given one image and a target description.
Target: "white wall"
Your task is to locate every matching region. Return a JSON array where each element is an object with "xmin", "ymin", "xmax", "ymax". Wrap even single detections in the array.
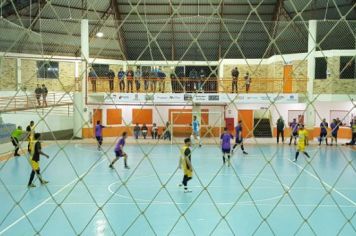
[{"xmin": 1, "ymin": 112, "xmax": 73, "ymax": 132}]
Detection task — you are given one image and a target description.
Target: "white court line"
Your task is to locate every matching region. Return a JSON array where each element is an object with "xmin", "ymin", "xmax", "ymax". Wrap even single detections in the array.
[
  {"xmin": 0, "ymin": 159, "xmax": 106, "ymax": 235},
  {"xmin": 287, "ymin": 159, "xmax": 356, "ymax": 207},
  {"xmin": 42, "ymin": 202, "xmax": 356, "ymax": 208}
]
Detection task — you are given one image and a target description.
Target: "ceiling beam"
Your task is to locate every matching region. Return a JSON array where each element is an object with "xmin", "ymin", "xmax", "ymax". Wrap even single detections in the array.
[
  {"xmin": 169, "ymin": 0, "xmax": 176, "ymax": 61},
  {"xmin": 267, "ymin": 0, "xmax": 283, "ymax": 56},
  {"xmin": 218, "ymin": 0, "xmax": 224, "ymax": 60},
  {"xmin": 111, "ymin": 0, "xmax": 128, "ymax": 60}
]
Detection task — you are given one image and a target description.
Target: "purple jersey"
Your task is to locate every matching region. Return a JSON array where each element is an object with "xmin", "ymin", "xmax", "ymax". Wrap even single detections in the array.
[
  {"xmin": 330, "ymin": 122, "xmax": 339, "ymax": 135},
  {"xmin": 95, "ymin": 124, "xmax": 104, "ymax": 137},
  {"xmin": 290, "ymin": 122, "xmax": 298, "ymax": 133},
  {"xmin": 221, "ymin": 133, "xmax": 233, "ymax": 150},
  {"xmin": 320, "ymin": 122, "xmax": 328, "ymax": 133},
  {"xmin": 235, "ymin": 125, "xmax": 242, "ymax": 139},
  {"xmin": 115, "ymin": 138, "xmax": 125, "ymax": 152}
]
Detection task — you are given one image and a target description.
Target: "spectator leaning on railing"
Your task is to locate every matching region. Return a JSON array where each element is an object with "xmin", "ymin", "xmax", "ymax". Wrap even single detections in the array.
[
  {"xmin": 126, "ymin": 68, "xmax": 134, "ymax": 93},
  {"xmin": 134, "ymin": 68, "xmax": 141, "ymax": 92},
  {"xmin": 107, "ymin": 69, "xmax": 115, "ymax": 93},
  {"xmin": 157, "ymin": 67, "xmax": 166, "ymax": 92},
  {"xmin": 41, "ymin": 84, "xmax": 48, "ymax": 107},
  {"xmin": 231, "ymin": 67, "xmax": 239, "ymax": 93},
  {"xmin": 118, "ymin": 68, "xmax": 126, "ymax": 92},
  {"xmin": 35, "ymin": 84, "xmax": 42, "ymax": 106},
  {"xmin": 244, "ymin": 72, "xmax": 251, "ymax": 93}
]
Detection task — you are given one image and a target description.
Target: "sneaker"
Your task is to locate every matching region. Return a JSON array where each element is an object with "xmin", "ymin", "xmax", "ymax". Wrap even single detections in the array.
[
  {"xmin": 28, "ymin": 183, "xmax": 36, "ymax": 188},
  {"xmin": 109, "ymin": 164, "xmax": 114, "ymax": 169},
  {"xmin": 243, "ymin": 151, "xmax": 248, "ymax": 155},
  {"xmin": 178, "ymin": 183, "xmax": 183, "ymax": 187},
  {"xmin": 14, "ymin": 154, "xmax": 20, "ymax": 157},
  {"xmin": 41, "ymin": 180, "xmax": 49, "ymax": 185},
  {"xmin": 293, "ymin": 159, "xmax": 297, "ymax": 162},
  {"xmin": 199, "ymin": 144, "xmax": 202, "ymax": 148},
  {"xmin": 124, "ymin": 166, "xmax": 130, "ymax": 169},
  {"xmin": 184, "ymin": 188, "xmax": 192, "ymax": 193}
]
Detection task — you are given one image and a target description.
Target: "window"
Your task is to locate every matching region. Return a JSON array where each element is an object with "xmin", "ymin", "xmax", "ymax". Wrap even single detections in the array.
[
  {"xmin": 315, "ymin": 57, "xmax": 327, "ymax": 79},
  {"xmin": 37, "ymin": 61, "xmax": 59, "ymax": 79},
  {"xmin": 92, "ymin": 64, "xmax": 109, "ymax": 77},
  {"xmin": 340, "ymin": 57, "xmax": 356, "ymax": 79}
]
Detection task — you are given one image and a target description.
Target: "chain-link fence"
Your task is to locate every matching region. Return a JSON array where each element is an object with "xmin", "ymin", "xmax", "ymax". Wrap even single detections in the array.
[{"xmin": 0, "ymin": 0, "xmax": 356, "ymax": 235}]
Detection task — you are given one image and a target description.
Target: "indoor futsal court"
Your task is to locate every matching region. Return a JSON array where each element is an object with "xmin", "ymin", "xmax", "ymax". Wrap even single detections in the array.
[{"xmin": 0, "ymin": 0, "xmax": 356, "ymax": 235}]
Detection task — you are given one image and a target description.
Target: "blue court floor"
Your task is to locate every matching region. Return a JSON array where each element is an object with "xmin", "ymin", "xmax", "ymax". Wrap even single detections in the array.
[{"xmin": 0, "ymin": 142, "xmax": 355, "ymax": 235}]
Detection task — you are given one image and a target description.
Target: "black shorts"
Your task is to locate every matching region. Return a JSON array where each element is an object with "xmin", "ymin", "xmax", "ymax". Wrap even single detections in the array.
[
  {"xmin": 235, "ymin": 138, "xmax": 243, "ymax": 144},
  {"xmin": 222, "ymin": 148, "xmax": 231, "ymax": 154},
  {"xmin": 96, "ymin": 136, "xmax": 103, "ymax": 142},
  {"xmin": 320, "ymin": 132, "xmax": 327, "ymax": 137},
  {"xmin": 11, "ymin": 137, "xmax": 18, "ymax": 146},
  {"xmin": 115, "ymin": 151, "xmax": 124, "ymax": 157},
  {"xmin": 332, "ymin": 133, "xmax": 337, "ymax": 138},
  {"xmin": 292, "ymin": 132, "xmax": 298, "ymax": 137}
]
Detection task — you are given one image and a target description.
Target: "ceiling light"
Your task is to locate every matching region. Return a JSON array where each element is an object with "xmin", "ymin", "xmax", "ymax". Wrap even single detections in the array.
[{"xmin": 96, "ymin": 32, "xmax": 104, "ymax": 38}]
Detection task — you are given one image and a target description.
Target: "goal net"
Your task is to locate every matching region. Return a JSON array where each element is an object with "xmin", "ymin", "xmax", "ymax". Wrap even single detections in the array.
[{"xmin": 170, "ymin": 110, "xmax": 224, "ymax": 145}]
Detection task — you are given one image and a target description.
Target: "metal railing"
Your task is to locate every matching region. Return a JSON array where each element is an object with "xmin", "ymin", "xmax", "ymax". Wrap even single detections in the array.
[
  {"xmin": 0, "ymin": 92, "xmax": 73, "ymax": 113},
  {"xmin": 88, "ymin": 77, "xmax": 307, "ymax": 94}
]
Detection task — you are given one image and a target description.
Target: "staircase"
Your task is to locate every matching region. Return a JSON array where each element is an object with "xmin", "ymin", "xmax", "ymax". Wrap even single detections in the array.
[{"xmin": 253, "ymin": 118, "xmax": 272, "ymax": 137}]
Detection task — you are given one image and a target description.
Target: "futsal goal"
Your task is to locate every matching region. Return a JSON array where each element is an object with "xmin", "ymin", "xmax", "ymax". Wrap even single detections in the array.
[{"xmin": 170, "ymin": 111, "xmax": 224, "ymax": 145}]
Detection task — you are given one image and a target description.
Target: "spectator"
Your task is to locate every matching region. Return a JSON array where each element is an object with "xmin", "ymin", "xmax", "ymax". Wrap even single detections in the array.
[
  {"xmin": 163, "ymin": 121, "xmax": 171, "ymax": 141},
  {"xmin": 199, "ymin": 69, "xmax": 205, "ymax": 92},
  {"xmin": 141, "ymin": 124, "xmax": 148, "ymax": 139},
  {"xmin": 126, "ymin": 68, "xmax": 134, "ymax": 93},
  {"xmin": 107, "ymin": 69, "xmax": 115, "ymax": 93},
  {"xmin": 118, "ymin": 68, "xmax": 126, "ymax": 92},
  {"xmin": 143, "ymin": 69, "xmax": 149, "ymax": 91},
  {"xmin": 170, "ymin": 72, "xmax": 177, "ymax": 93},
  {"xmin": 149, "ymin": 68, "xmax": 157, "ymax": 93},
  {"xmin": 231, "ymin": 67, "xmax": 239, "ymax": 93},
  {"xmin": 189, "ymin": 68, "xmax": 198, "ymax": 92},
  {"xmin": 152, "ymin": 123, "xmax": 158, "ymax": 139},
  {"xmin": 35, "ymin": 84, "xmax": 42, "ymax": 106},
  {"xmin": 89, "ymin": 68, "xmax": 98, "ymax": 92},
  {"xmin": 158, "ymin": 67, "xmax": 166, "ymax": 92},
  {"xmin": 134, "ymin": 124, "xmax": 141, "ymax": 139},
  {"xmin": 134, "ymin": 67, "xmax": 141, "ymax": 92},
  {"xmin": 244, "ymin": 72, "xmax": 251, "ymax": 93},
  {"xmin": 41, "ymin": 84, "xmax": 48, "ymax": 107},
  {"xmin": 276, "ymin": 116, "xmax": 285, "ymax": 144}
]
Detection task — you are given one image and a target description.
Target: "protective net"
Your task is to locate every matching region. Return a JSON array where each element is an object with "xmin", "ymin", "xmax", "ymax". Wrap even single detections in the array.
[{"xmin": 0, "ymin": 0, "xmax": 356, "ymax": 235}]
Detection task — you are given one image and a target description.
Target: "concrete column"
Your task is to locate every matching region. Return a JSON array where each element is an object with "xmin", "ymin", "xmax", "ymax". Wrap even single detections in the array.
[
  {"xmin": 73, "ymin": 19, "xmax": 89, "ymax": 138},
  {"xmin": 16, "ymin": 58, "xmax": 22, "ymax": 90},
  {"xmin": 306, "ymin": 20, "xmax": 317, "ymax": 129}
]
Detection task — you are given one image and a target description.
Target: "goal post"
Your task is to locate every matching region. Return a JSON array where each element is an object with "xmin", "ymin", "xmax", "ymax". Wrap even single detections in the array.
[{"xmin": 170, "ymin": 111, "xmax": 224, "ymax": 145}]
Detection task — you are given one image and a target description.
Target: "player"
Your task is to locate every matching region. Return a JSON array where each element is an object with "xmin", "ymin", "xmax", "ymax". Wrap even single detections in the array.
[
  {"xmin": 293, "ymin": 125, "xmax": 311, "ymax": 162},
  {"xmin": 319, "ymin": 118, "xmax": 329, "ymax": 146},
  {"xmin": 221, "ymin": 128, "xmax": 234, "ymax": 166},
  {"xmin": 289, "ymin": 118, "xmax": 298, "ymax": 145},
  {"xmin": 232, "ymin": 120, "xmax": 248, "ymax": 155},
  {"xmin": 109, "ymin": 132, "xmax": 130, "ymax": 169},
  {"xmin": 95, "ymin": 121, "xmax": 105, "ymax": 150},
  {"xmin": 191, "ymin": 115, "xmax": 202, "ymax": 147},
  {"xmin": 178, "ymin": 137, "xmax": 193, "ymax": 193},
  {"xmin": 28, "ymin": 133, "xmax": 50, "ymax": 188},
  {"xmin": 26, "ymin": 121, "xmax": 35, "ymax": 152},
  {"xmin": 330, "ymin": 119, "xmax": 339, "ymax": 146},
  {"xmin": 11, "ymin": 126, "xmax": 25, "ymax": 156}
]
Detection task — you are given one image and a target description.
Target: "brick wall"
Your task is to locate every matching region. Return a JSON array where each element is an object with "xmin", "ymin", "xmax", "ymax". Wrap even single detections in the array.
[
  {"xmin": 0, "ymin": 58, "xmax": 17, "ymax": 90},
  {"xmin": 21, "ymin": 59, "xmax": 75, "ymax": 92},
  {"xmin": 314, "ymin": 57, "xmax": 356, "ymax": 94}
]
